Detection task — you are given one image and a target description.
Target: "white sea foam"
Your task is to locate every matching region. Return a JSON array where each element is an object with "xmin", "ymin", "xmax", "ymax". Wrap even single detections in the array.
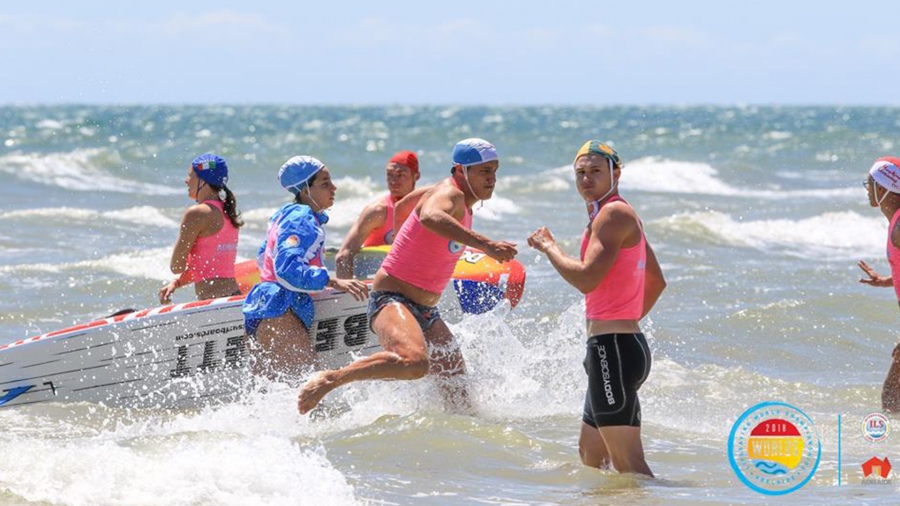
[
  {"xmin": 495, "ymin": 171, "xmax": 571, "ymax": 193},
  {"xmin": 0, "ymin": 206, "xmax": 179, "ymax": 228},
  {"xmin": 103, "ymin": 207, "xmax": 179, "ymax": 228},
  {"xmin": 621, "ymin": 158, "xmax": 740, "ymax": 195},
  {"xmin": 333, "ymin": 175, "xmax": 380, "ymax": 198},
  {"xmin": 456, "ymin": 302, "xmax": 585, "ymax": 418},
  {"xmin": 764, "ymin": 130, "xmax": 794, "ymax": 140},
  {"xmin": 0, "ymin": 149, "xmax": 179, "ymax": 195},
  {"xmin": 657, "ymin": 210, "xmax": 884, "ymax": 260},
  {"xmin": 240, "ymin": 207, "xmax": 279, "ymax": 230},
  {"xmin": 473, "ymin": 193, "xmax": 522, "ymax": 221},
  {"xmin": 328, "ymin": 197, "xmax": 379, "ymax": 229},
  {"xmin": 622, "ymin": 157, "xmax": 860, "ymax": 199},
  {"xmin": 0, "ymin": 408, "xmax": 358, "ymax": 506},
  {"xmin": 532, "ymin": 158, "xmax": 859, "ymax": 200},
  {"xmin": 35, "ymin": 119, "xmax": 64, "ymax": 130},
  {"xmin": 0, "ymin": 248, "xmax": 174, "ymax": 281}
]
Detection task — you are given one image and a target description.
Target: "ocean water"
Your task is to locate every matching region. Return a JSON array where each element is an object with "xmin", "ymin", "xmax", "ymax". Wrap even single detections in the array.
[{"xmin": 1, "ymin": 105, "xmax": 899, "ymax": 504}]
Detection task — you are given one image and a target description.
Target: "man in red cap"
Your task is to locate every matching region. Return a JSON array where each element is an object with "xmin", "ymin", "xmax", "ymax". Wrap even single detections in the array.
[{"xmin": 336, "ymin": 150, "xmax": 420, "ymax": 278}]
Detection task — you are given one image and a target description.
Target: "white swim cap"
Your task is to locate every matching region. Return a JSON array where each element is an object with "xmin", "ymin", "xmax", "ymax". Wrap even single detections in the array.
[{"xmin": 870, "ymin": 157, "xmax": 900, "ymax": 194}]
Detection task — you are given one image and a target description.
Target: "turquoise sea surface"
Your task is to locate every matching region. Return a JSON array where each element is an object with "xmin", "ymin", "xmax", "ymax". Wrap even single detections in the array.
[{"xmin": 1, "ymin": 105, "xmax": 898, "ymax": 504}]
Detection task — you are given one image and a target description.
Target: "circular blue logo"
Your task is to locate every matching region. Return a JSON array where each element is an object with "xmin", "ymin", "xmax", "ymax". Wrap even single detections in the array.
[
  {"xmin": 448, "ymin": 240, "xmax": 463, "ymax": 254},
  {"xmin": 862, "ymin": 412, "xmax": 891, "ymax": 443},
  {"xmin": 728, "ymin": 401, "xmax": 821, "ymax": 495}
]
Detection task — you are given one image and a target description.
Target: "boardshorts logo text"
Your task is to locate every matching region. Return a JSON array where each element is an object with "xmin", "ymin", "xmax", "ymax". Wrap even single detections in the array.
[{"xmin": 728, "ymin": 401, "xmax": 821, "ymax": 495}]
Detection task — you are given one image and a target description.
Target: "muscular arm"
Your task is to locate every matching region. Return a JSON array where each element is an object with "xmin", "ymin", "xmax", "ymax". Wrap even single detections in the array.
[
  {"xmin": 393, "ymin": 185, "xmax": 431, "ymax": 233},
  {"xmin": 417, "ymin": 186, "xmax": 494, "ymax": 250},
  {"xmin": 531, "ymin": 202, "xmax": 635, "ymax": 294},
  {"xmin": 335, "ymin": 200, "xmax": 386, "ymax": 279},
  {"xmin": 641, "ymin": 241, "xmax": 666, "ymax": 318}
]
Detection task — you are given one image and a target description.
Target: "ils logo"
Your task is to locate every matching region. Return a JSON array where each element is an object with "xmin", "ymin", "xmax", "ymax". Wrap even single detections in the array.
[
  {"xmin": 448, "ymin": 240, "xmax": 464, "ymax": 254},
  {"xmin": 861, "ymin": 413, "xmax": 891, "ymax": 443},
  {"xmin": 861, "ymin": 457, "xmax": 892, "ymax": 484},
  {"xmin": 728, "ymin": 401, "xmax": 821, "ymax": 495}
]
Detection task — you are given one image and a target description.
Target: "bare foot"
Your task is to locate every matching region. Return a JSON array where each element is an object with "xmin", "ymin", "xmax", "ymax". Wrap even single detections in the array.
[{"xmin": 298, "ymin": 371, "xmax": 337, "ymax": 414}]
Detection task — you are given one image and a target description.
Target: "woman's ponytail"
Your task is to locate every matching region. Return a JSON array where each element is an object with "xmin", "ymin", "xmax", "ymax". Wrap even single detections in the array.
[{"xmin": 220, "ymin": 185, "xmax": 244, "ymax": 228}]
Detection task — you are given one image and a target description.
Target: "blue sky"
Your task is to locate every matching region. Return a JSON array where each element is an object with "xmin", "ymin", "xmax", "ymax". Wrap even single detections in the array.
[{"xmin": 2, "ymin": 1, "xmax": 898, "ymax": 105}]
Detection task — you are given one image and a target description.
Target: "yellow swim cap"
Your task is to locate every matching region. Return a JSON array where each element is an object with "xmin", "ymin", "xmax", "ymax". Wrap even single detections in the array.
[{"xmin": 574, "ymin": 140, "xmax": 621, "ymax": 167}]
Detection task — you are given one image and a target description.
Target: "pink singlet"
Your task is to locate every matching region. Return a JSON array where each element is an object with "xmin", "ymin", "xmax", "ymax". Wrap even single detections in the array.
[
  {"xmin": 887, "ymin": 208, "xmax": 900, "ymax": 300},
  {"xmin": 580, "ymin": 196, "xmax": 646, "ymax": 320},
  {"xmin": 381, "ymin": 184, "xmax": 472, "ymax": 294},
  {"xmin": 258, "ymin": 212, "xmax": 323, "ymax": 284},
  {"xmin": 186, "ymin": 199, "xmax": 239, "ymax": 282},
  {"xmin": 362, "ymin": 194, "xmax": 396, "ymax": 247}
]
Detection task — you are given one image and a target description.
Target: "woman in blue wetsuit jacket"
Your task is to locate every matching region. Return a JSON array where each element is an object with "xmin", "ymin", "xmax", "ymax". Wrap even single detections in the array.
[{"xmin": 243, "ymin": 156, "xmax": 368, "ymax": 381}]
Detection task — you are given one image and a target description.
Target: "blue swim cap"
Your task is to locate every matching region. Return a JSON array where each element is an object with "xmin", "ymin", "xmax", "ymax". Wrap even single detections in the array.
[
  {"xmin": 278, "ymin": 155, "xmax": 325, "ymax": 195},
  {"xmin": 452, "ymin": 138, "xmax": 498, "ymax": 167},
  {"xmin": 192, "ymin": 153, "xmax": 229, "ymax": 187}
]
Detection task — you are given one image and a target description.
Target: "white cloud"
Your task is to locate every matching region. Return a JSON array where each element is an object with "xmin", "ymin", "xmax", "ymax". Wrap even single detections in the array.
[
  {"xmin": 160, "ymin": 10, "xmax": 289, "ymax": 41},
  {"xmin": 638, "ymin": 27, "xmax": 710, "ymax": 47},
  {"xmin": 0, "ymin": 13, "xmax": 80, "ymax": 30},
  {"xmin": 330, "ymin": 17, "xmax": 398, "ymax": 45},
  {"xmin": 327, "ymin": 17, "xmax": 500, "ymax": 53},
  {"xmin": 0, "ymin": 13, "xmax": 84, "ymax": 39},
  {"xmin": 435, "ymin": 19, "xmax": 483, "ymax": 37}
]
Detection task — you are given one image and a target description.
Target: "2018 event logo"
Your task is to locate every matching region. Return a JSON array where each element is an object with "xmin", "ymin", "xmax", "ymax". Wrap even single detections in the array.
[{"xmin": 728, "ymin": 401, "xmax": 821, "ymax": 495}]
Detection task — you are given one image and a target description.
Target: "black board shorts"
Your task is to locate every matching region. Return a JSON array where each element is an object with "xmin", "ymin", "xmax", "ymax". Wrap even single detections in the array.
[
  {"xmin": 582, "ymin": 333, "xmax": 651, "ymax": 428},
  {"xmin": 367, "ymin": 290, "xmax": 441, "ymax": 331}
]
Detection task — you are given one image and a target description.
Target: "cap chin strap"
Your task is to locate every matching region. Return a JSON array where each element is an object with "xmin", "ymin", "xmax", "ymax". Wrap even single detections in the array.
[
  {"xmin": 462, "ymin": 166, "xmax": 484, "ymax": 209},
  {"xmin": 286, "ymin": 179, "xmax": 320, "ymax": 209},
  {"xmin": 303, "ymin": 180, "xmax": 334, "ymax": 212},
  {"xmin": 877, "ymin": 183, "xmax": 893, "ymax": 207},
  {"xmin": 194, "ymin": 178, "xmax": 207, "ymax": 203},
  {"xmin": 303, "ymin": 181, "xmax": 323, "ymax": 211},
  {"xmin": 285, "ymin": 181, "xmax": 304, "ymax": 194},
  {"xmin": 587, "ymin": 158, "xmax": 617, "ymax": 221}
]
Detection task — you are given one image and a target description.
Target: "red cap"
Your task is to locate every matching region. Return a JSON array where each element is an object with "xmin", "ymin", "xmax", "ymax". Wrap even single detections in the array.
[{"xmin": 388, "ymin": 150, "xmax": 419, "ymax": 174}]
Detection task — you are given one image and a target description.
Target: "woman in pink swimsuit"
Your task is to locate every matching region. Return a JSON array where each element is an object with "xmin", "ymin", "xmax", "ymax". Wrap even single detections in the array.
[
  {"xmin": 858, "ymin": 156, "xmax": 900, "ymax": 411},
  {"xmin": 528, "ymin": 140, "xmax": 666, "ymax": 477},
  {"xmin": 160, "ymin": 153, "xmax": 243, "ymax": 304}
]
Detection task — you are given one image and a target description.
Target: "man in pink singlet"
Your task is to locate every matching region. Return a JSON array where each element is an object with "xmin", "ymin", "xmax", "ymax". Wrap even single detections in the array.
[
  {"xmin": 528, "ymin": 140, "xmax": 666, "ymax": 477},
  {"xmin": 858, "ymin": 156, "xmax": 900, "ymax": 411},
  {"xmin": 335, "ymin": 150, "xmax": 420, "ymax": 279},
  {"xmin": 297, "ymin": 138, "xmax": 518, "ymax": 415}
]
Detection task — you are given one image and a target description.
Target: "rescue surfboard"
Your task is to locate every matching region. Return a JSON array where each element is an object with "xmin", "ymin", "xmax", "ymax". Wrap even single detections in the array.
[{"xmin": 0, "ymin": 248, "xmax": 525, "ymax": 409}]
